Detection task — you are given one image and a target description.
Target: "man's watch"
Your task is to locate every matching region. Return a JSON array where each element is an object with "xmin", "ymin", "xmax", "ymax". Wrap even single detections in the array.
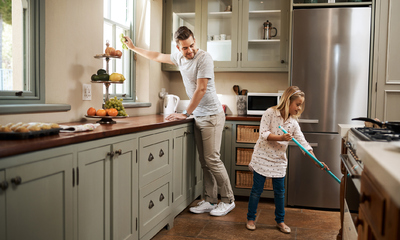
[{"xmin": 182, "ymin": 110, "xmax": 190, "ymax": 117}]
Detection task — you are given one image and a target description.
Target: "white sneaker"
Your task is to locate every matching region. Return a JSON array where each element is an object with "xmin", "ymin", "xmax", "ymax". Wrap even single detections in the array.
[
  {"xmin": 189, "ymin": 200, "xmax": 217, "ymax": 214},
  {"xmin": 210, "ymin": 201, "xmax": 235, "ymax": 216}
]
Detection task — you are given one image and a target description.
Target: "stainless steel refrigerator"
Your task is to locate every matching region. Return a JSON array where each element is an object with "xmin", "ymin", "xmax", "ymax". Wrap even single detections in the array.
[{"xmin": 288, "ymin": 7, "xmax": 371, "ymax": 209}]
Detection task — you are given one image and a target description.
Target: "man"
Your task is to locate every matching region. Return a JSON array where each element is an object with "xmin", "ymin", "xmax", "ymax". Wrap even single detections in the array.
[{"xmin": 124, "ymin": 26, "xmax": 235, "ymax": 216}]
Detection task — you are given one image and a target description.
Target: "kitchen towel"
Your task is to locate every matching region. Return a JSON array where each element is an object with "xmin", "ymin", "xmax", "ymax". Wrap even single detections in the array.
[{"xmin": 59, "ymin": 123, "xmax": 100, "ymax": 132}]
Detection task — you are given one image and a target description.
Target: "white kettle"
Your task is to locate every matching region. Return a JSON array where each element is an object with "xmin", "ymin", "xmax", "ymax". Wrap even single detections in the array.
[{"xmin": 163, "ymin": 94, "xmax": 180, "ymax": 115}]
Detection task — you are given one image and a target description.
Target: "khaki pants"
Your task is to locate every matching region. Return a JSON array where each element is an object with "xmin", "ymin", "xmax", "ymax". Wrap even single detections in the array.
[{"xmin": 194, "ymin": 111, "xmax": 234, "ymax": 204}]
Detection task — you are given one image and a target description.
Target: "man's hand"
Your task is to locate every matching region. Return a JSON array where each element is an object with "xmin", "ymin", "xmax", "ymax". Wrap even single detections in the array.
[
  {"xmin": 165, "ymin": 113, "xmax": 187, "ymax": 121},
  {"xmin": 123, "ymin": 36, "xmax": 135, "ymax": 50}
]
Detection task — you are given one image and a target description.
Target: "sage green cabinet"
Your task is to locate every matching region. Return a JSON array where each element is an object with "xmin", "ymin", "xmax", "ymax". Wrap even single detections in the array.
[
  {"xmin": 162, "ymin": 0, "xmax": 290, "ymax": 72},
  {"xmin": 77, "ymin": 137, "xmax": 138, "ymax": 240},
  {"xmin": 1, "ymin": 150, "xmax": 74, "ymax": 240},
  {"xmin": 0, "ymin": 170, "xmax": 4, "ymax": 240},
  {"xmin": 172, "ymin": 124, "xmax": 195, "ymax": 216}
]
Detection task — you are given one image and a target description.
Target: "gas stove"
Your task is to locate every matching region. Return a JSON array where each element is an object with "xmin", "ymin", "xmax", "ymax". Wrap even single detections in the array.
[{"xmin": 343, "ymin": 127, "xmax": 400, "ymax": 178}]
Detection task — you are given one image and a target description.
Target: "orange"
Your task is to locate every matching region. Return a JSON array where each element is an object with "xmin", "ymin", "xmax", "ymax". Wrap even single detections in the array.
[
  {"xmin": 96, "ymin": 109, "xmax": 107, "ymax": 116},
  {"xmin": 107, "ymin": 108, "xmax": 118, "ymax": 116},
  {"xmin": 87, "ymin": 107, "xmax": 96, "ymax": 116}
]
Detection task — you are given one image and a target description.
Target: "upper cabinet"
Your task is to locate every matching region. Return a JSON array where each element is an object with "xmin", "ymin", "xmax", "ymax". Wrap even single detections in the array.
[{"xmin": 162, "ymin": 0, "xmax": 290, "ymax": 72}]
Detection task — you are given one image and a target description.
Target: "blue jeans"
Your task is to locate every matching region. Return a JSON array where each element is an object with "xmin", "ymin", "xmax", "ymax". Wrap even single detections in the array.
[{"xmin": 247, "ymin": 171, "xmax": 285, "ymax": 224}]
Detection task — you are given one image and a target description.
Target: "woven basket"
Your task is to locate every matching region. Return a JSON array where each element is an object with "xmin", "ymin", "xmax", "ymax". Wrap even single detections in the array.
[
  {"xmin": 237, "ymin": 125, "xmax": 259, "ymax": 143},
  {"xmin": 236, "ymin": 148, "xmax": 253, "ymax": 166},
  {"xmin": 235, "ymin": 170, "xmax": 273, "ymax": 190}
]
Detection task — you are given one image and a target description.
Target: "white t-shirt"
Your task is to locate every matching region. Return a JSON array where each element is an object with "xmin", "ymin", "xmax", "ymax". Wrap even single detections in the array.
[
  {"xmin": 170, "ymin": 49, "xmax": 223, "ymax": 117},
  {"xmin": 249, "ymin": 107, "xmax": 312, "ymax": 178}
]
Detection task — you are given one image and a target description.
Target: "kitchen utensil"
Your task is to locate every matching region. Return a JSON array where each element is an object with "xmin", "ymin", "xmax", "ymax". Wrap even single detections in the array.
[
  {"xmin": 241, "ymin": 89, "xmax": 248, "ymax": 95},
  {"xmin": 263, "ymin": 20, "xmax": 277, "ymax": 40},
  {"xmin": 279, "ymin": 126, "xmax": 341, "ymax": 184},
  {"xmin": 163, "ymin": 94, "xmax": 180, "ymax": 115},
  {"xmin": 351, "ymin": 117, "xmax": 400, "ymax": 133},
  {"xmin": 233, "ymin": 85, "xmax": 239, "ymax": 95}
]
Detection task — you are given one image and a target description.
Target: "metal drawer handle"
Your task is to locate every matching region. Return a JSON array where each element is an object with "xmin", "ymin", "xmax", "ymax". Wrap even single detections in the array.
[
  {"xmin": 115, "ymin": 149, "xmax": 122, "ymax": 155},
  {"xmin": 148, "ymin": 200, "xmax": 154, "ymax": 209},
  {"xmin": 159, "ymin": 149, "xmax": 164, "ymax": 157},
  {"xmin": 11, "ymin": 176, "xmax": 22, "ymax": 185},
  {"xmin": 0, "ymin": 181, "xmax": 8, "ymax": 190},
  {"xmin": 159, "ymin": 193, "xmax": 165, "ymax": 202},
  {"xmin": 148, "ymin": 153, "xmax": 154, "ymax": 162}
]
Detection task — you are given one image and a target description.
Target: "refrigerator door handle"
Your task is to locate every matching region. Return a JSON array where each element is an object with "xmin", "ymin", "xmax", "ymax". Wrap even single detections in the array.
[
  {"xmin": 289, "ymin": 142, "xmax": 318, "ymax": 147},
  {"xmin": 298, "ymin": 119, "xmax": 319, "ymax": 124}
]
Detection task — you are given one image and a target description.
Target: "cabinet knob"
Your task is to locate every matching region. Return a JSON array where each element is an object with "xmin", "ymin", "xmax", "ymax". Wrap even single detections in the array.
[
  {"xmin": 159, "ymin": 149, "xmax": 164, "ymax": 157},
  {"xmin": 360, "ymin": 193, "xmax": 371, "ymax": 203},
  {"xmin": 148, "ymin": 153, "xmax": 154, "ymax": 162},
  {"xmin": 0, "ymin": 181, "xmax": 8, "ymax": 190},
  {"xmin": 184, "ymin": 131, "xmax": 191, "ymax": 135},
  {"xmin": 11, "ymin": 176, "xmax": 22, "ymax": 185},
  {"xmin": 107, "ymin": 151, "xmax": 115, "ymax": 158},
  {"xmin": 148, "ymin": 200, "xmax": 154, "ymax": 209},
  {"xmin": 281, "ymin": 60, "xmax": 285, "ymax": 63},
  {"xmin": 224, "ymin": 126, "xmax": 229, "ymax": 130},
  {"xmin": 115, "ymin": 149, "xmax": 122, "ymax": 155},
  {"xmin": 354, "ymin": 216, "xmax": 364, "ymax": 227},
  {"xmin": 159, "ymin": 193, "xmax": 165, "ymax": 202}
]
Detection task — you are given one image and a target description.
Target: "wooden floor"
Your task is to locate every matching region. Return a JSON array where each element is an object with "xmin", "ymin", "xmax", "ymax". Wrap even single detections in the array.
[{"xmin": 152, "ymin": 197, "xmax": 340, "ymax": 240}]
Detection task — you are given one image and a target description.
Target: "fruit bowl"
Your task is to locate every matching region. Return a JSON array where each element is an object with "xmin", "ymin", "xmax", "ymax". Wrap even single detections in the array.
[{"xmin": 85, "ymin": 115, "xmax": 129, "ymax": 124}]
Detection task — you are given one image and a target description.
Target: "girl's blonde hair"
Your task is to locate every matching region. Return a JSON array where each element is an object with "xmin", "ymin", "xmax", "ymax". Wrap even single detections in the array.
[{"xmin": 274, "ymin": 86, "xmax": 305, "ymax": 120}]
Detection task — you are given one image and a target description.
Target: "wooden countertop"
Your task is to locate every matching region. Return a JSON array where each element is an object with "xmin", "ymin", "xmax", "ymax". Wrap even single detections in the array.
[
  {"xmin": 0, "ymin": 114, "xmax": 261, "ymax": 159},
  {"xmin": 0, "ymin": 115, "xmax": 193, "ymax": 159}
]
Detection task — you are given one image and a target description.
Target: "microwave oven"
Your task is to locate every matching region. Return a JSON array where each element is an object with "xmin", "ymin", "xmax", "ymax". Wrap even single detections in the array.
[{"xmin": 247, "ymin": 92, "xmax": 282, "ymax": 115}]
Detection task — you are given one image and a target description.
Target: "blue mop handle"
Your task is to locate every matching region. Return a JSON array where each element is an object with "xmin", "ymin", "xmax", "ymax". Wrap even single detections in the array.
[{"xmin": 279, "ymin": 126, "xmax": 341, "ymax": 184}]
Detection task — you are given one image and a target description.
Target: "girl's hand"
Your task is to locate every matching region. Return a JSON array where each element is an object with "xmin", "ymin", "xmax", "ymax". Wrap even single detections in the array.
[
  {"xmin": 318, "ymin": 162, "xmax": 330, "ymax": 171},
  {"xmin": 281, "ymin": 133, "xmax": 292, "ymax": 141}
]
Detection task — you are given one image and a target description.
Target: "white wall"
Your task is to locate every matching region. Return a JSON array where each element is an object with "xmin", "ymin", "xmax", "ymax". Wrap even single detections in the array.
[{"xmin": 0, "ymin": 0, "xmax": 288, "ymax": 124}]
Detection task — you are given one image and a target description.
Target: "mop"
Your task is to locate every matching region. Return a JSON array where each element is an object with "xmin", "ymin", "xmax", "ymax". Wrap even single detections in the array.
[{"xmin": 279, "ymin": 126, "xmax": 341, "ymax": 184}]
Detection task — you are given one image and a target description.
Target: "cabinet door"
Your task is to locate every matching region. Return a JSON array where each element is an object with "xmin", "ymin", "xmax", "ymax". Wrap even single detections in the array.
[
  {"xmin": 5, "ymin": 154, "xmax": 73, "ymax": 240},
  {"xmin": 162, "ymin": 0, "xmax": 202, "ymax": 71},
  {"xmin": 240, "ymin": 0, "xmax": 289, "ymax": 70},
  {"xmin": 78, "ymin": 145, "xmax": 111, "ymax": 240},
  {"xmin": 112, "ymin": 139, "xmax": 138, "ymax": 240},
  {"xmin": 172, "ymin": 126, "xmax": 194, "ymax": 211},
  {"xmin": 0, "ymin": 170, "xmax": 5, "ymax": 240},
  {"xmin": 201, "ymin": 0, "xmax": 239, "ymax": 68}
]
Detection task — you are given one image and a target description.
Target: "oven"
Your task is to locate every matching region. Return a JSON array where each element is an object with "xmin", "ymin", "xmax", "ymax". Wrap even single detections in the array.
[{"xmin": 338, "ymin": 127, "xmax": 400, "ymax": 240}]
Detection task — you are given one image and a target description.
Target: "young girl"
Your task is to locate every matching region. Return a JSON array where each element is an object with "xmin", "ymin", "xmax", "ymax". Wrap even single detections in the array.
[{"xmin": 245, "ymin": 86, "xmax": 329, "ymax": 233}]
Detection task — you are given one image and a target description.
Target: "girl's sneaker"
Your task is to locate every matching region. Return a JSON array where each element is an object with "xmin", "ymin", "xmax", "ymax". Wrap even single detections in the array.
[
  {"xmin": 210, "ymin": 201, "xmax": 235, "ymax": 216},
  {"xmin": 189, "ymin": 200, "xmax": 216, "ymax": 214}
]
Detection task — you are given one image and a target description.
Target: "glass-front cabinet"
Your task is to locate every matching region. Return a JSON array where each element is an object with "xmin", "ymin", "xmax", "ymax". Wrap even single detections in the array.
[
  {"xmin": 162, "ymin": 0, "xmax": 289, "ymax": 72},
  {"xmin": 241, "ymin": 0, "xmax": 289, "ymax": 70},
  {"xmin": 201, "ymin": 0, "xmax": 239, "ymax": 68},
  {"xmin": 162, "ymin": 0, "xmax": 202, "ymax": 71}
]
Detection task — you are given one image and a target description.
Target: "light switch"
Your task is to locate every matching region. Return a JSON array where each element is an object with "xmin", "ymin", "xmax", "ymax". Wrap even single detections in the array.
[{"xmin": 83, "ymin": 84, "xmax": 91, "ymax": 100}]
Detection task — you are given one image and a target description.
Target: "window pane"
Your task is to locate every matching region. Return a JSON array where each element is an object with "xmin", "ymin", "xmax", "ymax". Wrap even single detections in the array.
[
  {"xmin": 110, "ymin": 0, "xmax": 128, "ymax": 25},
  {"xmin": 1, "ymin": 1, "xmax": 24, "ymax": 91}
]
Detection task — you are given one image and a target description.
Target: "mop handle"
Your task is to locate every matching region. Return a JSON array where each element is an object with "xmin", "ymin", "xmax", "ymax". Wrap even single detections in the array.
[{"xmin": 279, "ymin": 126, "xmax": 341, "ymax": 184}]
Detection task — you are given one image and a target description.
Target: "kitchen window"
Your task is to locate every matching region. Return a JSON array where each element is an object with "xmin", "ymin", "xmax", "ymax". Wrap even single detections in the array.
[
  {"xmin": 103, "ymin": 0, "xmax": 136, "ymax": 101},
  {"xmin": 0, "ymin": 0, "xmax": 45, "ymax": 105}
]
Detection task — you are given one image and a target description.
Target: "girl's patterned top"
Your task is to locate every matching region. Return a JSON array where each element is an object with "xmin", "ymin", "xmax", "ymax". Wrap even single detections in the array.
[{"xmin": 249, "ymin": 108, "xmax": 312, "ymax": 178}]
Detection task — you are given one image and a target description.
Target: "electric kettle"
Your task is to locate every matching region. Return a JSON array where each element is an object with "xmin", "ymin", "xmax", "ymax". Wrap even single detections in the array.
[{"xmin": 163, "ymin": 94, "xmax": 180, "ymax": 115}]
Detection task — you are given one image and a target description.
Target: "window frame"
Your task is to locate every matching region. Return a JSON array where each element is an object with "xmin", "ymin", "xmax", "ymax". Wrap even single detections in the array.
[
  {"xmin": 0, "ymin": 0, "xmax": 45, "ymax": 104},
  {"xmin": 103, "ymin": 0, "xmax": 136, "ymax": 102}
]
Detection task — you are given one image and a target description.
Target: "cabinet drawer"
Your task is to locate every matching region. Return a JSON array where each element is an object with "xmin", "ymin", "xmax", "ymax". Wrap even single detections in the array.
[
  {"xmin": 139, "ymin": 131, "xmax": 171, "ymax": 187},
  {"xmin": 139, "ymin": 174, "xmax": 171, "ymax": 238},
  {"xmin": 360, "ymin": 172, "xmax": 386, "ymax": 236}
]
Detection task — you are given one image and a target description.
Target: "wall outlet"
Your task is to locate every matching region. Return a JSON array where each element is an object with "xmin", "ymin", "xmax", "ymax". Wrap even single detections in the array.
[{"xmin": 83, "ymin": 84, "xmax": 91, "ymax": 101}]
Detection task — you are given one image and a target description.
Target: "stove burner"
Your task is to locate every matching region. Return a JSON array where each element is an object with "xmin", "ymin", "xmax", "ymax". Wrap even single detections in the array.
[{"xmin": 353, "ymin": 127, "xmax": 400, "ymax": 141}]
